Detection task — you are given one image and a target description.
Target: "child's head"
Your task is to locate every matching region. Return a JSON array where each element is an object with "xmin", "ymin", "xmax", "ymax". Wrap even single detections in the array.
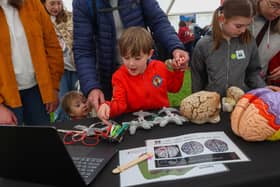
[
  {"xmin": 61, "ymin": 91, "xmax": 90, "ymax": 119},
  {"xmin": 212, "ymin": 0, "xmax": 255, "ymax": 49},
  {"xmin": 258, "ymin": 0, "xmax": 280, "ymax": 21},
  {"xmin": 179, "ymin": 20, "xmax": 187, "ymax": 27},
  {"xmin": 118, "ymin": 26, "xmax": 154, "ymax": 76},
  {"xmin": 257, "ymin": 0, "xmax": 280, "ymax": 34}
]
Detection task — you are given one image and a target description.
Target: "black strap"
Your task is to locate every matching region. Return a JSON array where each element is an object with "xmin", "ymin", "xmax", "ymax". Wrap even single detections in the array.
[
  {"xmin": 91, "ymin": 0, "xmax": 98, "ymax": 33},
  {"xmin": 255, "ymin": 20, "xmax": 269, "ymax": 47},
  {"xmin": 91, "ymin": 0, "xmax": 140, "ymax": 32}
]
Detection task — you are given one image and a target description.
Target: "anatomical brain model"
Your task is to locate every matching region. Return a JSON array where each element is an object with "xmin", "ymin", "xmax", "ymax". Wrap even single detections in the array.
[
  {"xmin": 222, "ymin": 86, "xmax": 245, "ymax": 112},
  {"xmin": 180, "ymin": 91, "xmax": 221, "ymax": 124},
  {"xmin": 231, "ymin": 88, "xmax": 280, "ymax": 141}
]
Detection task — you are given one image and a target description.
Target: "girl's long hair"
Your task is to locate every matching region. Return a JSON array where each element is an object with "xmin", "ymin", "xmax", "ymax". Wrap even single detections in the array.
[
  {"xmin": 212, "ymin": 0, "xmax": 256, "ymax": 49},
  {"xmin": 40, "ymin": 0, "xmax": 68, "ymax": 24},
  {"xmin": 54, "ymin": 9, "xmax": 68, "ymax": 24}
]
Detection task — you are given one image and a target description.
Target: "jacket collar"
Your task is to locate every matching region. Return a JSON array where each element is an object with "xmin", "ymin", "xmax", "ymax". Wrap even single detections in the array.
[{"xmin": 0, "ymin": 0, "xmax": 8, "ymax": 7}]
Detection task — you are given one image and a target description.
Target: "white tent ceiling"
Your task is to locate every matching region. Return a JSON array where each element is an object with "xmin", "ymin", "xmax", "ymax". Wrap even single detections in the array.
[
  {"xmin": 157, "ymin": 0, "xmax": 221, "ymax": 15},
  {"xmin": 63, "ymin": 0, "xmax": 221, "ymax": 29},
  {"xmin": 63, "ymin": 0, "xmax": 221, "ymax": 15}
]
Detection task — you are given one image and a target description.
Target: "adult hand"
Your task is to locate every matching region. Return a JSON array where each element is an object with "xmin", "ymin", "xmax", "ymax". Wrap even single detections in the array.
[
  {"xmin": 267, "ymin": 85, "xmax": 280, "ymax": 92},
  {"xmin": 267, "ymin": 66, "xmax": 280, "ymax": 83},
  {"xmin": 172, "ymin": 49, "xmax": 189, "ymax": 71},
  {"xmin": 45, "ymin": 89, "xmax": 59, "ymax": 113},
  {"xmin": 0, "ymin": 104, "xmax": 17, "ymax": 125},
  {"xmin": 88, "ymin": 89, "xmax": 105, "ymax": 112}
]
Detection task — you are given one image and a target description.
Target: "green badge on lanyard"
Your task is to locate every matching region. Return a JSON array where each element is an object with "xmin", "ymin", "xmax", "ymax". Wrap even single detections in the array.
[{"xmin": 231, "ymin": 53, "xmax": 236, "ymax": 60}]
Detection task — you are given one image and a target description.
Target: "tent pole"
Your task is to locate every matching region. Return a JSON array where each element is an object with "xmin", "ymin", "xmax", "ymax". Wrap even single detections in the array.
[{"xmin": 166, "ymin": 0, "xmax": 175, "ymax": 15}]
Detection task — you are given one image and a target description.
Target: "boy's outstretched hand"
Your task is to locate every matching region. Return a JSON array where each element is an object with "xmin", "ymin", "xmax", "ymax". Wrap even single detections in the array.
[{"xmin": 97, "ymin": 103, "xmax": 111, "ymax": 125}]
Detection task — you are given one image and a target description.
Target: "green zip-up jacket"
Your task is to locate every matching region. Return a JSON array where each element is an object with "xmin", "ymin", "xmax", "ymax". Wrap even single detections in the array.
[{"xmin": 191, "ymin": 35, "xmax": 266, "ymax": 97}]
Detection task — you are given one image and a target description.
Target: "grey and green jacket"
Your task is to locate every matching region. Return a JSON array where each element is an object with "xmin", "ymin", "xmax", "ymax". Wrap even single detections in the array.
[{"xmin": 191, "ymin": 35, "xmax": 266, "ymax": 97}]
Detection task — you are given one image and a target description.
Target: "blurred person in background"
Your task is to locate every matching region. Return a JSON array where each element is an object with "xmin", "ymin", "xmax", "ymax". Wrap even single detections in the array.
[
  {"xmin": 178, "ymin": 20, "xmax": 195, "ymax": 60},
  {"xmin": 251, "ymin": 0, "xmax": 280, "ymax": 86},
  {"xmin": 41, "ymin": 0, "xmax": 78, "ymax": 121}
]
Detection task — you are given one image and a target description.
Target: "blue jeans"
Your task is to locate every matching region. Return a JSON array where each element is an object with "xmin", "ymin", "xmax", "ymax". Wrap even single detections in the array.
[
  {"xmin": 54, "ymin": 70, "xmax": 78, "ymax": 121},
  {"xmin": 8, "ymin": 85, "xmax": 50, "ymax": 126}
]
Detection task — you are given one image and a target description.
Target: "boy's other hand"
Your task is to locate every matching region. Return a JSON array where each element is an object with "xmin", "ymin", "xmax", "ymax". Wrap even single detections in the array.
[{"xmin": 172, "ymin": 49, "xmax": 189, "ymax": 71}]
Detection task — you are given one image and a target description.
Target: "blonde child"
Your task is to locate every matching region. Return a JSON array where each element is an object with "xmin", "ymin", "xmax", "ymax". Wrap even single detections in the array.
[
  {"xmin": 97, "ymin": 26, "xmax": 186, "ymax": 122},
  {"xmin": 191, "ymin": 0, "xmax": 266, "ymax": 96},
  {"xmin": 61, "ymin": 91, "xmax": 95, "ymax": 120}
]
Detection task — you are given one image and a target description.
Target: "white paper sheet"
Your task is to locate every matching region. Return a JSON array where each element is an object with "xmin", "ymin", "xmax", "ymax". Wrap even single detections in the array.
[
  {"xmin": 119, "ymin": 146, "xmax": 228, "ymax": 187},
  {"xmin": 146, "ymin": 131, "xmax": 250, "ymax": 171}
]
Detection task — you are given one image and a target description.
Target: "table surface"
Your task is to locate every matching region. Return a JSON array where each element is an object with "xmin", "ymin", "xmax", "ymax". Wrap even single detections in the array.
[{"xmin": 1, "ymin": 112, "xmax": 279, "ymax": 187}]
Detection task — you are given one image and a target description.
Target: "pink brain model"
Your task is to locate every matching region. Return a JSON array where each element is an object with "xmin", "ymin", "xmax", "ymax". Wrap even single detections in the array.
[{"xmin": 231, "ymin": 88, "xmax": 280, "ymax": 141}]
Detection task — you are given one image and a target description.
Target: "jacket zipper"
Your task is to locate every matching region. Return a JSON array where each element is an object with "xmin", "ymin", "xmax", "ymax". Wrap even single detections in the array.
[{"xmin": 226, "ymin": 40, "xmax": 230, "ymax": 91}]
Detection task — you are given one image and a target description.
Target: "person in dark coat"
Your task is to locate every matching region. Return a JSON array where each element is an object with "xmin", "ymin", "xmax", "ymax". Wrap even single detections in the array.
[{"xmin": 73, "ymin": 0, "xmax": 189, "ymax": 111}]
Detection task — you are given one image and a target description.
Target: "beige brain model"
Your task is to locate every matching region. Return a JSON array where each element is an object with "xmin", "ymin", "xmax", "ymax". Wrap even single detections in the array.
[
  {"xmin": 222, "ymin": 86, "xmax": 245, "ymax": 112},
  {"xmin": 180, "ymin": 91, "xmax": 221, "ymax": 124}
]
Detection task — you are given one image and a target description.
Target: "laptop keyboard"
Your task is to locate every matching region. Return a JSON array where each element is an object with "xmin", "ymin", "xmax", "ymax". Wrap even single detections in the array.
[{"xmin": 72, "ymin": 157, "xmax": 104, "ymax": 179}]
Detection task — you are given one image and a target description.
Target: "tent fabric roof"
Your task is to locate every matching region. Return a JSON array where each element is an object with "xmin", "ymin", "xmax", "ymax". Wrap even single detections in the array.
[
  {"xmin": 157, "ymin": 0, "xmax": 221, "ymax": 15},
  {"xmin": 63, "ymin": 0, "xmax": 221, "ymax": 15}
]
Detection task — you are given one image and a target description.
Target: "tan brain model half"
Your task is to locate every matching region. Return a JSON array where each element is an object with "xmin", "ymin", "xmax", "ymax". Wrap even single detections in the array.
[
  {"xmin": 222, "ymin": 86, "xmax": 245, "ymax": 112},
  {"xmin": 180, "ymin": 91, "xmax": 221, "ymax": 124}
]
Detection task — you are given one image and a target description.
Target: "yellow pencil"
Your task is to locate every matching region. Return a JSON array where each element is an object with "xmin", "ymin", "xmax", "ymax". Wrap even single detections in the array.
[{"xmin": 112, "ymin": 152, "xmax": 153, "ymax": 174}]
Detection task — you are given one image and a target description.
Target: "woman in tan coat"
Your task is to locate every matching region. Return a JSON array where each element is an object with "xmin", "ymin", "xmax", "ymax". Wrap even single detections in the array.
[{"xmin": 0, "ymin": 0, "xmax": 64, "ymax": 125}]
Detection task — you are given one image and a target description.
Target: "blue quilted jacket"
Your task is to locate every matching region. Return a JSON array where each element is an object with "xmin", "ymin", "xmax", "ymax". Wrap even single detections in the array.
[{"xmin": 73, "ymin": 0, "xmax": 184, "ymax": 99}]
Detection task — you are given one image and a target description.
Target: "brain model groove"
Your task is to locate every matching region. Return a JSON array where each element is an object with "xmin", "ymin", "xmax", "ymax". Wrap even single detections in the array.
[
  {"xmin": 180, "ymin": 91, "xmax": 221, "ymax": 124},
  {"xmin": 226, "ymin": 86, "xmax": 245, "ymax": 101},
  {"xmin": 231, "ymin": 88, "xmax": 280, "ymax": 141}
]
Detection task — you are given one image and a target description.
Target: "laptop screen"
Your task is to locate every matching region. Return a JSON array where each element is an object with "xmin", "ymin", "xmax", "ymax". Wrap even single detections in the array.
[{"xmin": 0, "ymin": 125, "xmax": 116, "ymax": 187}]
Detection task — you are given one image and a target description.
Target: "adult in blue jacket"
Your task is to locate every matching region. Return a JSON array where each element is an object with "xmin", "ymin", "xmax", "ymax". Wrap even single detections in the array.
[{"xmin": 73, "ymin": 0, "xmax": 188, "ymax": 111}]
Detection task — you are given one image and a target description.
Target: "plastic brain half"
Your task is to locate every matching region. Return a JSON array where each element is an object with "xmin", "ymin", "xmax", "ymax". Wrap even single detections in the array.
[{"xmin": 231, "ymin": 88, "xmax": 280, "ymax": 141}]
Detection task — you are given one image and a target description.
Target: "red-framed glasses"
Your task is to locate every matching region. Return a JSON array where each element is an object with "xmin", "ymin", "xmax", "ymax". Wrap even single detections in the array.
[{"xmin": 58, "ymin": 123, "xmax": 112, "ymax": 146}]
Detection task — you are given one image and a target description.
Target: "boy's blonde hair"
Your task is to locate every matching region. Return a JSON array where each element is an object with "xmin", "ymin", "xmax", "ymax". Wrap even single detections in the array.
[
  {"xmin": 61, "ymin": 91, "xmax": 84, "ymax": 115},
  {"xmin": 118, "ymin": 26, "xmax": 154, "ymax": 57}
]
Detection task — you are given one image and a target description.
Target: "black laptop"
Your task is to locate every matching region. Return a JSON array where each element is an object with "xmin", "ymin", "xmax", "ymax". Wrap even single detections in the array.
[{"xmin": 0, "ymin": 125, "xmax": 116, "ymax": 187}]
